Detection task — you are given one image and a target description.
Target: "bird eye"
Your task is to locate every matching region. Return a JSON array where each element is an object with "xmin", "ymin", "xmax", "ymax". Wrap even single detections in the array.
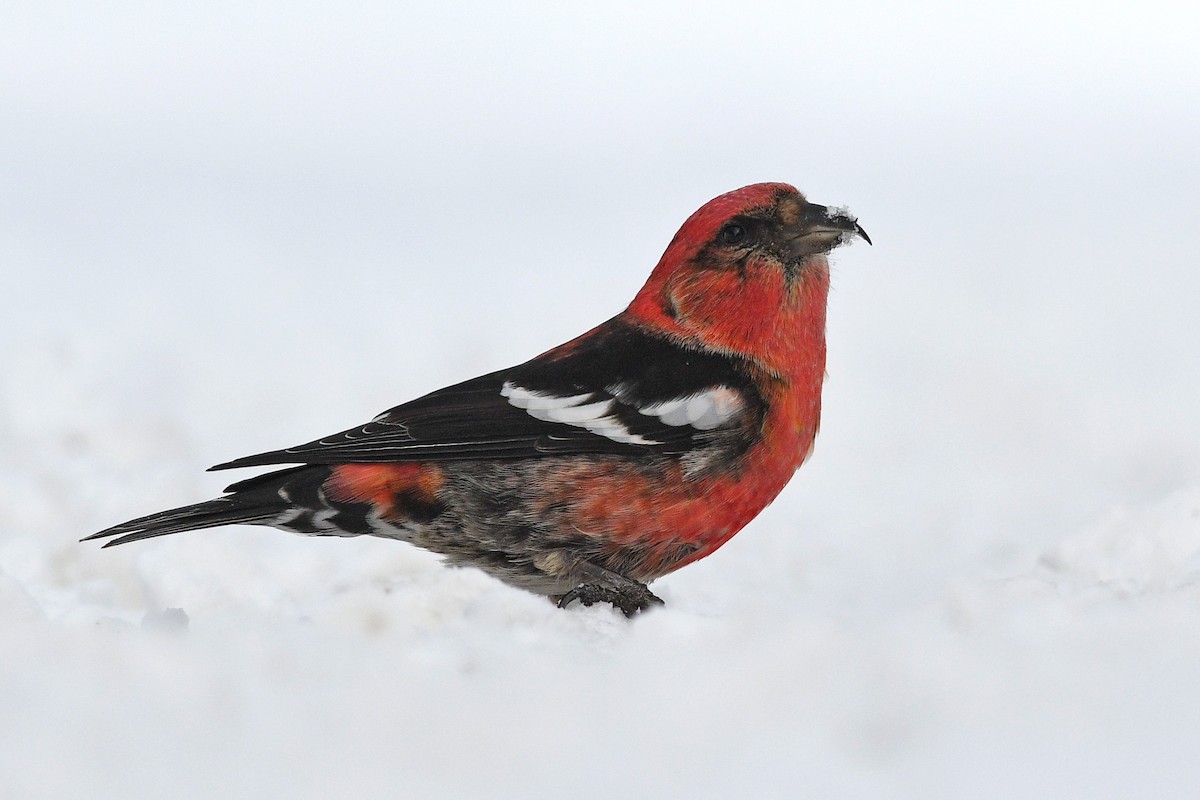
[{"xmin": 719, "ymin": 223, "xmax": 747, "ymax": 246}]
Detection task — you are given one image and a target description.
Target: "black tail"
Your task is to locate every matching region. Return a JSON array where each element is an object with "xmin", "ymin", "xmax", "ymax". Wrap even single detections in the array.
[{"xmin": 83, "ymin": 465, "xmax": 324, "ymax": 548}]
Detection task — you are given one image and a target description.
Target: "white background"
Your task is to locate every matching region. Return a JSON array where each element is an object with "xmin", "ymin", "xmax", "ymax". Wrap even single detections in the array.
[{"xmin": 2, "ymin": 2, "xmax": 1198, "ymax": 797}]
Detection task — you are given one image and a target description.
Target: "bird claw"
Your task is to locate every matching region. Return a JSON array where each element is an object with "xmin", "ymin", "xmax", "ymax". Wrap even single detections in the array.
[{"xmin": 557, "ymin": 581, "xmax": 664, "ymax": 617}]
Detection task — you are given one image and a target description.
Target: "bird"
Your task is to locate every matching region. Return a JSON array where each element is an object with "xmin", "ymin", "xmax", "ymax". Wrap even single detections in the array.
[{"xmin": 85, "ymin": 183, "xmax": 869, "ymax": 616}]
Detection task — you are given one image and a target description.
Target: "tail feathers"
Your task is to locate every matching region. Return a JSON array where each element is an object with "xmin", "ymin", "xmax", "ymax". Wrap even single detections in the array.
[
  {"xmin": 82, "ymin": 465, "xmax": 329, "ymax": 548},
  {"xmin": 82, "ymin": 498, "xmax": 278, "ymax": 548}
]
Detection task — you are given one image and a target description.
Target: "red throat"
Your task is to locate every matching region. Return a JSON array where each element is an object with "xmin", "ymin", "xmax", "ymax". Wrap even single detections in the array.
[{"xmin": 627, "ymin": 254, "xmax": 830, "ymax": 383}]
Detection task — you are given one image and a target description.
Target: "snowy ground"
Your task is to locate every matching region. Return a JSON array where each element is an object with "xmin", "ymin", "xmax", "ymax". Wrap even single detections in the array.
[{"xmin": 3, "ymin": 3, "xmax": 1199, "ymax": 798}]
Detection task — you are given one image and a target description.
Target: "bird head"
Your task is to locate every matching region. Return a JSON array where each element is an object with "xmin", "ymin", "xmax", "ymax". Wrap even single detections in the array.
[{"xmin": 626, "ymin": 183, "xmax": 868, "ymax": 374}]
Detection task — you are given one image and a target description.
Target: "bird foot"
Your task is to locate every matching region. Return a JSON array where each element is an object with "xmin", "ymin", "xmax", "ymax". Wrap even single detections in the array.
[{"xmin": 556, "ymin": 581, "xmax": 664, "ymax": 617}]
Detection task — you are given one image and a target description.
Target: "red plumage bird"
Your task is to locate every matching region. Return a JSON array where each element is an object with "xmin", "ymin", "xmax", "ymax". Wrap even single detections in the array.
[{"xmin": 85, "ymin": 183, "xmax": 869, "ymax": 615}]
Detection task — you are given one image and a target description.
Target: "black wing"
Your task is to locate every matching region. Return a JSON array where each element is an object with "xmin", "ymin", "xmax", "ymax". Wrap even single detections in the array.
[{"xmin": 209, "ymin": 319, "xmax": 764, "ymax": 470}]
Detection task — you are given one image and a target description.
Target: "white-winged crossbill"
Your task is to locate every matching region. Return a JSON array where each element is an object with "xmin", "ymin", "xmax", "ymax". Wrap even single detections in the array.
[{"xmin": 86, "ymin": 183, "xmax": 869, "ymax": 615}]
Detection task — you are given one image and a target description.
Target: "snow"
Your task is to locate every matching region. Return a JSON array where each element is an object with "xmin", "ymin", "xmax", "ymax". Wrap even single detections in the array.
[{"xmin": 3, "ymin": 2, "xmax": 1200, "ymax": 798}]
